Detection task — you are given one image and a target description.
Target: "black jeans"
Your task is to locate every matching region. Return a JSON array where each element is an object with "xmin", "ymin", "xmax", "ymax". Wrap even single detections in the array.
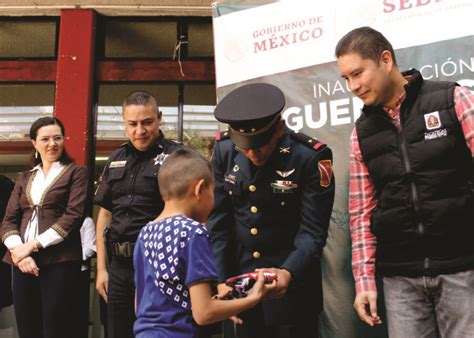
[
  {"xmin": 107, "ymin": 257, "xmax": 136, "ymax": 338},
  {"xmin": 12, "ymin": 260, "xmax": 81, "ymax": 338}
]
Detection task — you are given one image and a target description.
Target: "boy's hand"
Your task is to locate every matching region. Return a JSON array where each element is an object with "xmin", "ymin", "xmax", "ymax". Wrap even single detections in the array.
[
  {"xmin": 247, "ymin": 270, "xmax": 277, "ymax": 301},
  {"xmin": 215, "ymin": 283, "xmax": 233, "ymax": 300}
]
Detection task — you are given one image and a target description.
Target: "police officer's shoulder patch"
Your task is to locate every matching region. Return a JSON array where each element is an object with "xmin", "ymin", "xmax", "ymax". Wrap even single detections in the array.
[
  {"xmin": 215, "ymin": 130, "xmax": 230, "ymax": 142},
  {"xmin": 290, "ymin": 132, "xmax": 327, "ymax": 151}
]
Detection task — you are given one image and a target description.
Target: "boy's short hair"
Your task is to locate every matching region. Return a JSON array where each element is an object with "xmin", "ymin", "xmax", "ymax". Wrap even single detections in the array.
[
  {"xmin": 158, "ymin": 148, "xmax": 214, "ymax": 200},
  {"xmin": 335, "ymin": 26, "xmax": 398, "ymax": 67}
]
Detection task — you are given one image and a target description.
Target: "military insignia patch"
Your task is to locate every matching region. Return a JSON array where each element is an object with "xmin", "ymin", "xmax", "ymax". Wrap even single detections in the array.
[
  {"xmin": 154, "ymin": 153, "xmax": 169, "ymax": 166},
  {"xmin": 424, "ymin": 111, "xmax": 441, "ymax": 130},
  {"xmin": 318, "ymin": 160, "xmax": 332, "ymax": 188},
  {"xmin": 279, "ymin": 147, "xmax": 290, "ymax": 154},
  {"xmin": 224, "ymin": 174, "xmax": 237, "ymax": 185},
  {"xmin": 109, "ymin": 160, "xmax": 126, "ymax": 168},
  {"xmin": 271, "ymin": 180, "xmax": 298, "ymax": 193},
  {"xmin": 276, "ymin": 169, "xmax": 295, "ymax": 178}
]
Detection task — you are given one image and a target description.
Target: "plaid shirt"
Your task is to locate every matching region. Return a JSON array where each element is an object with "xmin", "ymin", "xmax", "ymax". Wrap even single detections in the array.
[{"xmin": 349, "ymin": 86, "xmax": 474, "ymax": 293}]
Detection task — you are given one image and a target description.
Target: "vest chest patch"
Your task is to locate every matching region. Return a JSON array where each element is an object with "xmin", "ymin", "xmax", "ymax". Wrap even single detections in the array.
[
  {"xmin": 424, "ymin": 111, "xmax": 442, "ymax": 130},
  {"xmin": 425, "ymin": 128, "xmax": 448, "ymax": 140},
  {"xmin": 423, "ymin": 111, "xmax": 447, "ymax": 140}
]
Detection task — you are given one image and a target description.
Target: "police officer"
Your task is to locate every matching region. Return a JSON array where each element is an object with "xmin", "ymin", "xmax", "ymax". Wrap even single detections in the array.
[
  {"xmin": 208, "ymin": 83, "xmax": 335, "ymax": 338},
  {"xmin": 94, "ymin": 91, "xmax": 183, "ymax": 338}
]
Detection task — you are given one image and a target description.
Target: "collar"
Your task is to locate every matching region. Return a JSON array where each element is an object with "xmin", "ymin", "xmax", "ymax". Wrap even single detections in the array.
[
  {"xmin": 363, "ymin": 68, "xmax": 423, "ymax": 116},
  {"xmin": 30, "ymin": 161, "xmax": 63, "ymax": 173},
  {"xmin": 233, "ymin": 128, "xmax": 290, "ymax": 179}
]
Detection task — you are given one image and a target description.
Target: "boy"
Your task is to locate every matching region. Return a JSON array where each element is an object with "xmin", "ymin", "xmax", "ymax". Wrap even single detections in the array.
[{"xmin": 133, "ymin": 148, "xmax": 276, "ymax": 338}]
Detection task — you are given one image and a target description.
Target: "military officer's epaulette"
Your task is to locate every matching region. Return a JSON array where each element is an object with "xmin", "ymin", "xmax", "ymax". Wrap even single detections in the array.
[
  {"xmin": 215, "ymin": 130, "xmax": 230, "ymax": 142},
  {"xmin": 167, "ymin": 139, "xmax": 183, "ymax": 145},
  {"xmin": 290, "ymin": 132, "xmax": 326, "ymax": 151}
]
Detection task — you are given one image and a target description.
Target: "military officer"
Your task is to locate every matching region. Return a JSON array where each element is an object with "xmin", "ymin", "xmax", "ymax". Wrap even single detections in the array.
[
  {"xmin": 208, "ymin": 83, "xmax": 335, "ymax": 338},
  {"xmin": 94, "ymin": 91, "xmax": 184, "ymax": 338}
]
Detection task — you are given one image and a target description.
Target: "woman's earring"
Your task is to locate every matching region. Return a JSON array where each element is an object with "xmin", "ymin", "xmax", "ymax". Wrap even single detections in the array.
[{"xmin": 35, "ymin": 151, "xmax": 38, "ymax": 159}]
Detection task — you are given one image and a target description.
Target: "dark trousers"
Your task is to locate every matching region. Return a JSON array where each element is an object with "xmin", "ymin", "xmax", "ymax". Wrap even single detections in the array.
[
  {"xmin": 72, "ymin": 262, "xmax": 91, "ymax": 338},
  {"xmin": 230, "ymin": 303, "xmax": 319, "ymax": 338},
  {"xmin": 107, "ymin": 257, "xmax": 135, "ymax": 338},
  {"xmin": 12, "ymin": 261, "xmax": 81, "ymax": 338}
]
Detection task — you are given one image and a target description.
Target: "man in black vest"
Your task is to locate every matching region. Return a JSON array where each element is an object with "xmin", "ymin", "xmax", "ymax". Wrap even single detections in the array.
[
  {"xmin": 208, "ymin": 83, "xmax": 335, "ymax": 338},
  {"xmin": 336, "ymin": 27, "xmax": 474, "ymax": 337}
]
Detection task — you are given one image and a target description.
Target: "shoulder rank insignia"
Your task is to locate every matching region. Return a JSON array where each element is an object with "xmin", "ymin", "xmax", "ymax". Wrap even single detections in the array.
[
  {"xmin": 290, "ymin": 132, "xmax": 326, "ymax": 151},
  {"xmin": 318, "ymin": 160, "xmax": 332, "ymax": 187},
  {"xmin": 215, "ymin": 130, "xmax": 230, "ymax": 141}
]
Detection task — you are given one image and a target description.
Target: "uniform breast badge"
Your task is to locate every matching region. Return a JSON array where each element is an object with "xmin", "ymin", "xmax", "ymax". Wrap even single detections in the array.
[
  {"xmin": 153, "ymin": 153, "xmax": 169, "ymax": 166},
  {"xmin": 276, "ymin": 169, "xmax": 295, "ymax": 178},
  {"xmin": 224, "ymin": 174, "xmax": 237, "ymax": 185},
  {"xmin": 271, "ymin": 180, "xmax": 298, "ymax": 193},
  {"xmin": 109, "ymin": 160, "xmax": 126, "ymax": 168}
]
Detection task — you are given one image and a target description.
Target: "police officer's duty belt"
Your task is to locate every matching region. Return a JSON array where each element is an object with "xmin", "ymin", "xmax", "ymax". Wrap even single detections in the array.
[{"xmin": 110, "ymin": 242, "xmax": 135, "ymax": 258}]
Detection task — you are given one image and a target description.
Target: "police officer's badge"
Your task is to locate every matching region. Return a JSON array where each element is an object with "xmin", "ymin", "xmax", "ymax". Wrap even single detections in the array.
[
  {"xmin": 318, "ymin": 160, "xmax": 332, "ymax": 188},
  {"xmin": 154, "ymin": 153, "xmax": 169, "ymax": 166}
]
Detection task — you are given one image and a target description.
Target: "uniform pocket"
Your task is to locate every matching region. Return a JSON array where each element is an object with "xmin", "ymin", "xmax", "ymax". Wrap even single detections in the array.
[{"xmin": 106, "ymin": 167, "xmax": 126, "ymax": 182}]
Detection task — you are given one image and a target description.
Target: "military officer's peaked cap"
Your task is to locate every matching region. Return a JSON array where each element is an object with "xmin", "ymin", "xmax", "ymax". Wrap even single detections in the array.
[{"xmin": 214, "ymin": 83, "xmax": 285, "ymax": 149}]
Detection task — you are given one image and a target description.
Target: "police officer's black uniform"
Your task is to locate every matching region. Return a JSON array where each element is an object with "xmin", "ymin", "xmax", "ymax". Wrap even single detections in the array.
[
  {"xmin": 94, "ymin": 132, "xmax": 183, "ymax": 338},
  {"xmin": 208, "ymin": 84, "xmax": 335, "ymax": 338}
]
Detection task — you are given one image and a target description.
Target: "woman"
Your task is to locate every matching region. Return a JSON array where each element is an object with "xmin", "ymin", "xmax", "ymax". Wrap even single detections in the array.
[{"xmin": 0, "ymin": 116, "xmax": 88, "ymax": 338}]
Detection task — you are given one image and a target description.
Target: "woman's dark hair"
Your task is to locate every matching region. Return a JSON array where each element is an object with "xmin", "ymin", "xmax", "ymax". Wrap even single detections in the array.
[{"xmin": 29, "ymin": 116, "xmax": 74, "ymax": 167}]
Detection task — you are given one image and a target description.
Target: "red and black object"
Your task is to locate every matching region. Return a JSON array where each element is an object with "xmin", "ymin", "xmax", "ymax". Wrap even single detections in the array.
[{"xmin": 225, "ymin": 272, "xmax": 278, "ymax": 299}]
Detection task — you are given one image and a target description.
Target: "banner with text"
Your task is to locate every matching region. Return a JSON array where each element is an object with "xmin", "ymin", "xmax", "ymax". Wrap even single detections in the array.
[{"xmin": 212, "ymin": 1, "xmax": 474, "ymax": 337}]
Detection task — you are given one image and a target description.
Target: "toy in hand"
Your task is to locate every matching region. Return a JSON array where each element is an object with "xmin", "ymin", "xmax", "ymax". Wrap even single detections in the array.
[{"xmin": 225, "ymin": 272, "xmax": 278, "ymax": 298}]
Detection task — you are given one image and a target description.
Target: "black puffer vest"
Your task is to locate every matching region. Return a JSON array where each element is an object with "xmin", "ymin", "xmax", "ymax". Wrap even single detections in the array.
[{"xmin": 356, "ymin": 69, "xmax": 473, "ymax": 277}]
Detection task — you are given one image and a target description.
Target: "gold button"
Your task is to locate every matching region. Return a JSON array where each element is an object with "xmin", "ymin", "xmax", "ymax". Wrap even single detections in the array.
[
  {"xmin": 228, "ymin": 190, "xmax": 233, "ymax": 196},
  {"xmin": 250, "ymin": 228, "xmax": 258, "ymax": 235},
  {"xmin": 249, "ymin": 185, "xmax": 256, "ymax": 192},
  {"xmin": 252, "ymin": 251, "xmax": 261, "ymax": 259},
  {"xmin": 250, "ymin": 206, "xmax": 258, "ymax": 213}
]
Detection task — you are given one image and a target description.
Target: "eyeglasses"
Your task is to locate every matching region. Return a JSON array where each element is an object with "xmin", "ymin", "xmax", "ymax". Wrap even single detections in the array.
[{"xmin": 37, "ymin": 135, "xmax": 64, "ymax": 144}]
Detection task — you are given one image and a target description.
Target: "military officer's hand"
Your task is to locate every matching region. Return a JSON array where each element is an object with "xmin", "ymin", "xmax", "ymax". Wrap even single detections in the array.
[
  {"xmin": 18, "ymin": 256, "xmax": 40, "ymax": 276},
  {"xmin": 255, "ymin": 268, "xmax": 291, "ymax": 299},
  {"xmin": 96, "ymin": 269, "xmax": 109, "ymax": 302}
]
